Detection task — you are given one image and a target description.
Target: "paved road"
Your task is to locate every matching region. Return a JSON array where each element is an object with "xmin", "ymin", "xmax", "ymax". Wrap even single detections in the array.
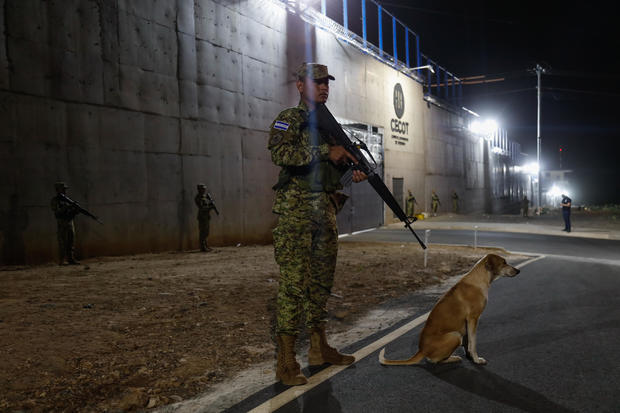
[
  {"xmin": 341, "ymin": 227, "xmax": 620, "ymax": 262},
  {"xmin": 227, "ymin": 228, "xmax": 620, "ymax": 413}
]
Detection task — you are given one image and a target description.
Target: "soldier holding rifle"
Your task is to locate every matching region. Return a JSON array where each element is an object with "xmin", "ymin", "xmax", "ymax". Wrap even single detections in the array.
[
  {"xmin": 50, "ymin": 182, "xmax": 101, "ymax": 265},
  {"xmin": 195, "ymin": 184, "xmax": 218, "ymax": 252},
  {"xmin": 268, "ymin": 63, "xmax": 367, "ymax": 386}
]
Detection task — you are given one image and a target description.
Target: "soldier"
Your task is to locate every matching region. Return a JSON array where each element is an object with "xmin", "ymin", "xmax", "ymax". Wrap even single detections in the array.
[
  {"xmin": 194, "ymin": 184, "xmax": 217, "ymax": 252},
  {"xmin": 268, "ymin": 62, "xmax": 367, "ymax": 386},
  {"xmin": 431, "ymin": 190, "xmax": 441, "ymax": 216},
  {"xmin": 50, "ymin": 182, "xmax": 79, "ymax": 265},
  {"xmin": 522, "ymin": 195, "xmax": 529, "ymax": 218},
  {"xmin": 405, "ymin": 189, "xmax": 417, "ymax": 218},
  {"xmin": 451, "ymin": 190, "xmax": 459, "ymax": 213}
]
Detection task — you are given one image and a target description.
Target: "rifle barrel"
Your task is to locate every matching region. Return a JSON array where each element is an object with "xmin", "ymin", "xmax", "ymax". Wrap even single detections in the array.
[{"xmin": 316, "ymin": 104, "xmax": 426, "ymax": 249}]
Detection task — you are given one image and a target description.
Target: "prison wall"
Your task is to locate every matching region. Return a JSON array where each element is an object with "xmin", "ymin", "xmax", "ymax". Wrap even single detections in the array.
[{"xmin": 1, "ymin": 0, "xmax": 516, "ymax": 265}]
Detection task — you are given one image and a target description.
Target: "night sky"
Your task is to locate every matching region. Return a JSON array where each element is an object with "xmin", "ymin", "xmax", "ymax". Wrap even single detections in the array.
[{"xmin": 358, "ymin": 1, "xmax": 620, "ymax": 204}]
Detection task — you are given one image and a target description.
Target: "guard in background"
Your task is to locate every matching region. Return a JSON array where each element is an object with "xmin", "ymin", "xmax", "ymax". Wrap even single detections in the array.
[
  {"xmin": 561, "ymin": 194, "xmax": 572, "ymax": 232},
  {"xmin": 431, "ymin": 190, "xmax": 441, "ymax": 216},
  {"xmin": 194, "ymin": 184, "xmax": 217, "ymax": 252},
  {"xmin": 50, "ymin": 182, "xmax": 79, "ymax": 265},
  {"xmin": 522, "ymin": 195, "xmax": 529, "ymax": 217},
  {"xmin": 405, "ymin": 190, "xmax": 417, "ymax": 219},
  {"xmin": 451, "ymin": 190, "xmax": 459, "ymax": 213}
]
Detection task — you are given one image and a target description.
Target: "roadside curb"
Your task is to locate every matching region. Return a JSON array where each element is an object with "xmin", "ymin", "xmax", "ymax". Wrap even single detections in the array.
[{"xmin": 393, "ymin": 222, "xmax": 618, "ymax": 240}]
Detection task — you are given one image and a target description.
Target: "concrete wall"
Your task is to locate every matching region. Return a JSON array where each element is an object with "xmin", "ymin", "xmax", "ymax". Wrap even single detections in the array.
[
  {"xmin": 1, "ymin": 0, "xmax": 289, "ymax": 264},
  {"xmin": 0, "ymin": 0, "xmax": 520, "ymax": 265}
]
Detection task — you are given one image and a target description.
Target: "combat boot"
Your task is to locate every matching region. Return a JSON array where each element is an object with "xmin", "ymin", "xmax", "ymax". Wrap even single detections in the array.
[
  {"xmin": 275, "ymin": 335, "xmax": 308, "ymax": 386},
  {"xmin": 308, "ymin": 324, "xmax": 355, "ymax": 366}
]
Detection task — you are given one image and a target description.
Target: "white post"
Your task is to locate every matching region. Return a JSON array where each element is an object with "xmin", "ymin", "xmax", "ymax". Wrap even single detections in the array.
[
  {"xmin": 474, "ymin": 225, "xmax": 479, "ymax": 249},
  {"xmin": 423, "ymin": 230, "xmax": 430, "ymax": 268}
]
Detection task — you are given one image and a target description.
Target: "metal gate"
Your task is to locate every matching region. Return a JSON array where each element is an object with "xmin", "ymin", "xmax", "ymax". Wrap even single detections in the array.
[
  {"xmin": 392, "ymin": 177, "xmax": 404, "ymax": 218},
  {"xmin": 336, "ymin": 122, "xmax": 385, "ymax": 235}
]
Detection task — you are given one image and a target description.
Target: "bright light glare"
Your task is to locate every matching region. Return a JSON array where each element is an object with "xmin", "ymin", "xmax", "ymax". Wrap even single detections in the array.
[
  {"xmin": 469, "ymin": 119, "xmax": 498, "ymax": 136},
  {"xmin": 522, "ymin": 162, "xmax": 539, "ymax": 175},
  {"xmin": 547, "ymin": 185, "xmax": 569, "ymax": 198}
]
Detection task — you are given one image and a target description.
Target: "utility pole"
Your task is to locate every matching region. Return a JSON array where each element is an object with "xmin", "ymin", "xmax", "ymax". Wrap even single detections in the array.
[{"xmin": 536, "ymin": 64, "xmax": 545, "ymax": 214}]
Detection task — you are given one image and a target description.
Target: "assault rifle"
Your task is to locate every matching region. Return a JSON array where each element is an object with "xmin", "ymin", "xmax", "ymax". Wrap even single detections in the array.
[
  {"xmin": 315, "ymin": 103, "xmax": 426, "ymax": 249},
  {"xmin": 206, "ymin": 193, "xmax": 220, "ymax": 215},
  {"xmin": 59, "ymin": 193, "xmax": 103, "ymax": 225}
]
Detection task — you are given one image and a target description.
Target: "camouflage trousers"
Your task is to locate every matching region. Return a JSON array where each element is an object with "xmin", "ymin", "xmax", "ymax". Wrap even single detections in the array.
[
  {"xmin": 57, "ymin": 221, "xmax": 75, "ymax": 263},
  {"xmin": 406, "ymin": 203, "xmax": 415, "ymax": 217},
  {"xmin": 432, "ymin": 201, "xmax": 439, "ymax": 213},
  {"xmin": 272, "ymin": 206, "xmax": 338, "ymax": 336},
  {"xmin": 198, "ymin": 218, "xmax": 210, "ymax": 251}
]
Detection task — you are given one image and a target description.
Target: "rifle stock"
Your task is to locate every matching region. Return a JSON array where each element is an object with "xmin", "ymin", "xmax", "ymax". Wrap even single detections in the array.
[{"xmin": 316, "ymin": 104, "xmax": 426, "ymax": 249}]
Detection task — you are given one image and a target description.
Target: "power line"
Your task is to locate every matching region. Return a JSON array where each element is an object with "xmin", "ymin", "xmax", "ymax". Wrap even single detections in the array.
[
  {"xmin": 543, "ymin": 87, "xmax": 620, "ymax": 98},
  {"xmin": 544, "ymin": 70, "xmax": 619, "ymax": 80},
  {"xmin": 465, "ymin": 87, "xmax": 535, "ymax": 97}
]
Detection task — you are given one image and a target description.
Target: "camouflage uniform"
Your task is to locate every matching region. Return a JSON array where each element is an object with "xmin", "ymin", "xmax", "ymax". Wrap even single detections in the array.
[
  {"xmin": 431, "ymin": 191, "xmax": 441, "ymax": 215},
  {"xmin": 195, "ymin": 185, "xmax": 216, "ymax": 251},
  {"xmin": 522, "ymin": 196, "xmax": 529, "ymax": 217},
  {"xmin": 269, "ymin": 98, "xmax": 349, "ymax": 336},
  {"xmin": 451, "ymin": 191, "xmax": 459, "ymax": 213},
  {"xmin": 405, "ymin": 191, "xmax": 417, "ymax": 217},
  {"xmin": 50, "ymin": 182, "xmax": 78, "ymax": 264}
]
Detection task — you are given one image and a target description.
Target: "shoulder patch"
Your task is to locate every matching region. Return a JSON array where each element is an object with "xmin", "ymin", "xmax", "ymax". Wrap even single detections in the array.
[{"xmin": 273, "ymin": 120, "xmax": 290, "ymax": 131}]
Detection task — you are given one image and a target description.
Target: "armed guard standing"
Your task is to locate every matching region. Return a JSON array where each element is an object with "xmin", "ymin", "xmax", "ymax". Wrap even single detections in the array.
[
  {"xmin": 194, "ymin": 184, "xmax": 218, "ymax": 252},
  {"xmin": 50, "ymin": 182, "xmax": 79, "ymax": 265},
  {"xmin": 522, "ymin": 195, "xmax": 530, "ymax": 217},
  {"xmin": 268, "ymin": 62, "xmax": 368, "ymax": 386},
  {"xmin": 431, "ymin": 190, "xmax": 441, "ymax": 216},
  {"xmin": 451, "ymin": 190, "xmax": 459, "ymax": 213},
  {"xmin": 406, "ymin": 189, "xmax": 417, "ymax": 218}
]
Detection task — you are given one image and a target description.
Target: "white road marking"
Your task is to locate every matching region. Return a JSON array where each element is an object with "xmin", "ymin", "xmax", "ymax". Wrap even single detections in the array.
[{"xmin": 248, "ymin": 254, "xmax": 545, "ymax": 412}]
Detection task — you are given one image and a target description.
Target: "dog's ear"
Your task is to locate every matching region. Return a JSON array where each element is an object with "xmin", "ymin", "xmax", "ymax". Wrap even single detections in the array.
[
  {"xmin": 484, "ymin": 255, "xmax": 493, "ymax": 271},
  {"xmin": 484, "ymin": 254, "xmax": 501, "ymax": 272}
]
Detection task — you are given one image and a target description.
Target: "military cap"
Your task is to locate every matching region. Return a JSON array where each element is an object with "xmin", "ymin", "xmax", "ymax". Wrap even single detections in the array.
[
  {"xmin": 54, "ymin": 181, "xmax": 68, "ymax": 190},
  {"xmin": 197, "ymin": 184, "xmax": 206, "ymax": 190},
  {"xmin": 295, "ymin": 62, "xmax": 335, "ymax": 81}
]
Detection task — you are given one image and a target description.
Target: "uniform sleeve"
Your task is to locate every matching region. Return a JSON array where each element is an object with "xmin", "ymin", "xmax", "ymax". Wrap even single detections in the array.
[{"xmin": 268, "ymin": 111, "xmax": 330, "ymax": 167}]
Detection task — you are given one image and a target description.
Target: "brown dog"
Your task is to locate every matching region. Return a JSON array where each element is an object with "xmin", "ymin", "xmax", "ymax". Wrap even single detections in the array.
[{"xmin": 379, "ymin": 254, "xmax": 519, "ymax": 366}]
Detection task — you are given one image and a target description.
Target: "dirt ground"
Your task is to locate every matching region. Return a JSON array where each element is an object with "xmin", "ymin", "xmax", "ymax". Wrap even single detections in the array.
[{"xmin": 1, "ymin": 242, "xmax": 522, "ymax": 412}]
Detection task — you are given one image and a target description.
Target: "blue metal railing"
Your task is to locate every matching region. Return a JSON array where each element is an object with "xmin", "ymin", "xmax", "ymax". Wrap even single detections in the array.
[
  {"xmin": 310, "ymin": 0, "xmax": 459, "ymax": 106},
  {"xmin": 279, "ymin": 0, "xmax": 521, "ymax": 161}
]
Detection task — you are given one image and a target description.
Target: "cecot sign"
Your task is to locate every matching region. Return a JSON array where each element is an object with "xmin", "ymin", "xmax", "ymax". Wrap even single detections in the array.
[
  {"xmin": 391, "ymin": 119, "xmax": 409, "ymax": 134},
  {"xmin": 391, "ymin": 83, "xmax": 409, "ymax": 145}
]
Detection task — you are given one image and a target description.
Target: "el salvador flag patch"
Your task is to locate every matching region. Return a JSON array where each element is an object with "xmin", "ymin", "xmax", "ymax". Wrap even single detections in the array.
[{"xmin": 273, "ymin": 120, "xmax": 290, "ymax": 131}]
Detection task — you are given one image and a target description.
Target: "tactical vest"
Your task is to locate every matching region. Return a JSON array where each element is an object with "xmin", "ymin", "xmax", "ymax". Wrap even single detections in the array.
[{"xmin": 273, "ymin": 116, "xmax": 345, "ymax": 193}]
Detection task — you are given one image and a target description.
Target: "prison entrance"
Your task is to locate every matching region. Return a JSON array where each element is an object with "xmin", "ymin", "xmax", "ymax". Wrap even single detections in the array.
[{"xmin": 335, "ymin": 120, "xmax": 385, "ymax": 235}]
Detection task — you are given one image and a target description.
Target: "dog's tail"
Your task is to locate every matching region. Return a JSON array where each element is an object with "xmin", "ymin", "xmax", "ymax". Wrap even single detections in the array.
[{"xmin": 378, "ymin": 348, "xmax": 424, "ymax": 365}]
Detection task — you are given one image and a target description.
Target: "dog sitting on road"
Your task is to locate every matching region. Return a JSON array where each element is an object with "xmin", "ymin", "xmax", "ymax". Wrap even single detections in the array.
[{"xmin": 379, "ymin": 254, "xmax": 520, "ymax": 366}]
